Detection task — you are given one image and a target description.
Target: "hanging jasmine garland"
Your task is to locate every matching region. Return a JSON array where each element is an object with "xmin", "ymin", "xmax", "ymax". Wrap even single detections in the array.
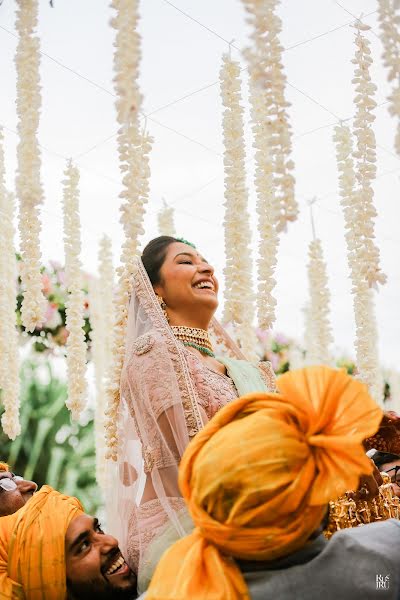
[
  {"xmin": 334, "ymin": 123, "xmax": 383, "ymax": 403},
  {"xmin": 105, "ymin": 0, "xmax": 153, "ymax": 461},
  {"xmin": 0, "ymin": 129, "xmax": 20, "ymax": 440},
  {"xmin": 89, "ymin": 236, "xmax": 114, "ymax": 491},
  {"xmin": 157, "ymin": 200, "xmax": 176, "ymax": 237},
  {"xmin": 220, "ymin": 53, "xmax": 257, "ymax": 360},
  {"xmin": 15, "ymin": 0, "xmax": 46, "ymax": 333},
  {"xmin": 62, "ymin": 161, "xmax": 87, "ymax": 421},
  {"xmin": 242, "ymin": 0, "xmax": 297, "ymax": 232},
  {"xmin": 306, "ymin": 238, "xmax": 333, "ymax": 366},
  {"xmin": 378, "ymin": 0, "xmax": 400, "ymax": 155}
]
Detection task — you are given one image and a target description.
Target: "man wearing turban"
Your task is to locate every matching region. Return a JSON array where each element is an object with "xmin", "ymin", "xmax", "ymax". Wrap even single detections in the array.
[
  {"xmin": 0, "ymin": 462, "xmax": 37, "ymax": 517},
  {"xmin": 0, "ymin": 485, "xmax": 138, "ymax": 599},
  {"xmin": 146, "ymin": 366, "xmax": 400, "ymax": 600}
]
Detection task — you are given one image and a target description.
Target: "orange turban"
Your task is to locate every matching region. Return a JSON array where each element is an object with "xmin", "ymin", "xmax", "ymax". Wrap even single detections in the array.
[
  {"xmin": 147, "ymin": 366, "xmax": 383, "ymax": 600},
  {"xmin": 0, "ymin": 463, "xmax": 9, "ymax": 472},
  {"xmin": 0, "ymin": 485, "xmax": 83, "ymax": 599}
]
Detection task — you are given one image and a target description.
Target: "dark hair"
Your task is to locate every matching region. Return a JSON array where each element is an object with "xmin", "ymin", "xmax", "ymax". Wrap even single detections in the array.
[
  {"xmin": 141, "ymin": 236, "xmax": 179, "ymax": 285},
  {"xmin": 371, "ymin": 451, "xmax": 400, "ymax": 469}
]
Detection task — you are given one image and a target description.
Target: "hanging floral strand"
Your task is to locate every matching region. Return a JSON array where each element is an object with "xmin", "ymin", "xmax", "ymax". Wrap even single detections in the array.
[
  {"xmin": 352, "ymin": 20, "xmax": 386, "ymax": 288},
  {"xmin": 0, "ymin": 129, "xmax": 20, "ymax": 439},
  {"xmin": 242, "ymin": 0, "xmax": 297, "ymax": 232},
  {"xmin": 89, "ymin": 236, "xmax": 114, "ymax": 491},
  {"xmin": 62, "ymin": 161, "xmax": 87, "ymax": 420},
  {"xmin": 105, "ymin": 0, "xmax": 153, "ymax": 460},
  {"xmin": 15, "ymin": 0, "xmax": 45, "ymax": 332},
  {"xmin": 220, "ymin": 52, "xmax": 257, "ymax": 359},
  {"xmin": 247, "ymin": 72, "xmax": 279, "ymax": 329},
  {"xmin": 157, "ymin": 199, "xmax": 176, "ymax": 237},
  {"xmin": 333, "ymin": 123, "xmax": 383, "ymax": 402},
  {"xmin": 378, "ymin": 0, "xmax": 400, "ymax": 155},
  {"xmin": 306, "ymin": 213, "xmax": 333, "ymax": 366}
]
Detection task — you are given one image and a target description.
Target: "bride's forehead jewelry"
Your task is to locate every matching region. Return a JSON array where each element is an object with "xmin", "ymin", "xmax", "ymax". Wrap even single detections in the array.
[
  {"xmin": 175, "ymin": 237, "xmax": 196, "ymax": 249},
  {"xmin": 171, "ymin": 326, "xmax": 215, "ymax": 358}
]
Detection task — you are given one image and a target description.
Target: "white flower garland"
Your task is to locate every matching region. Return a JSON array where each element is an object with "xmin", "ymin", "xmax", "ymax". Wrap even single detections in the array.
[
  {"xmin": 15, "ymin": 0, "xmax": 45, "ymax": 333},
  {"xmin": 248, "ymin": 75, "xmax": 279, "ymax": 329},
  {"xmin": 89, "ymin": 236, "xmax": 114, "ymax": 491},
  {"xmin": 242, "ymin": 0, "xmax": 297, "ymax": 232},
  {"xmin": 105, "ymin": 0, "xmax": 152, "ymax": 460},
  {"xmin": 220, "ymin": 53, "xmax": 257, "ymax": 359},
  {"xmin": 306, "ymin": 238, "xmax": 333, "ymax": 366},
  {"xmin": 378, "ymin": 0, "xmax": 400, "ymax": 155},
  {"xmin": 333, "ymin": 123, "xmax": 382, "ymax": 403},
  {"xmin": 352, "ymin": 20, "xmax": 386, "ymax": 289},
  {"xmin": 62, "ymin": 161, "xmax": 87, "ymax": 420},
  {"xmin": 0, "ymin": 129, "xmax": 20, "ymax": 440},
  {"xmin": 157, "ymin": 200, "xmax": 176, "ymax": 237}
]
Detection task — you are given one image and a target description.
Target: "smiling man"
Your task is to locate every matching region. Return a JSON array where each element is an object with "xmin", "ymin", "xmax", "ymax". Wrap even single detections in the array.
[
  {"xmin": 0, "ymin": 461, "xmax": 37, "ymax": 517},
  {"xmin": 65, "ymin": 512, "xmax": 138, "ymax": 599},
  {"xmin": 0, "ymin": 485, "xmax": 138, "ymax": 599}
]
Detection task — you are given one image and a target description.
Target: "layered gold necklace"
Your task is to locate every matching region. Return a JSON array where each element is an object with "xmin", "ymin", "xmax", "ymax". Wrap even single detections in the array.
[{"xmin": 171, "ymin": 326, "xmax": 215, "ymax": 357}]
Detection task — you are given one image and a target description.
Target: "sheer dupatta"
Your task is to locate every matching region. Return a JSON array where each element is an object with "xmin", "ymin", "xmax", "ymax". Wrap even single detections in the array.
[{"xmin": 105, "ymin": 258, "xmax": 275, "ymax": 587}]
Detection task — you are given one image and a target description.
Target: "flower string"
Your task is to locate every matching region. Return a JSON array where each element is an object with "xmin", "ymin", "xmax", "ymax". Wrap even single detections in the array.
[
  {"xmin": 333, "ymin": 123, "xmax": 383, "ymax": 403},
  {"xmin": 351, "ymin": 20, "xmax": 386, "ymax": 289},
  {"xmin": 306, "ymin": 238, "xmax": 333, "ymax": 366},
  {"xmin": 0, "ymin": 128, "xmax": 21, "ymax": 440},
  {"xmin": 89, "ymin": 236, "xmax": 114, "ymax": 491},
  {"xmin": 378, "ymin": 0, "xmax": 400, "ymax": 155},
  {"xmin": 15, "ymin": 0, "xmax": 46, "ymax": 332},
  {"xmin": 105, "ymin": 0, "xmax": 153, "ymax": 460},
  {"xmin": 220, "ymin": 53, "xmax": 257, "ymax": 360},
  {"xmin": 62, "ymin": 160, "xmax": 87, "ymax": 420},
  {"xmin": 242, "ymin": 0, "xmax": 297, "ymax": 233},
  {"xmin": 157, "ymin": 199, "xmax": 176, "ymax": 237}
]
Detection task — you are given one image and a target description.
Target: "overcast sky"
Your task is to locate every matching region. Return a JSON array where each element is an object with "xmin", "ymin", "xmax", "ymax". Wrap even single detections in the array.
[{"xmin": 1, "ymin": 0, "xmax": 399, "ymax": 368}]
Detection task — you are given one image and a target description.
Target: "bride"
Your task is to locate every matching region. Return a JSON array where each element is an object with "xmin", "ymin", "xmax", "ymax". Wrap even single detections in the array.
[{"xmin": 107, "ymin": 236, "xmax": 276, "ymax": 591}]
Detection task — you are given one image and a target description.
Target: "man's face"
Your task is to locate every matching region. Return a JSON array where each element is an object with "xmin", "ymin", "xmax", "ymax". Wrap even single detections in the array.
[
  {"xmin": 0, "ymin": 471, "xmax": 37, "ymax": 517},
  {"xmin": 65, "ymin": 514, "xmax": 137, "ymax": 600}
]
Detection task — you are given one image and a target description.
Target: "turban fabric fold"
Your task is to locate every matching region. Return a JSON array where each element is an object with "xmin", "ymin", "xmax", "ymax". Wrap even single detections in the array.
[
  {"xmin": 0, "ymin": 485, "xmax": 83, "ymax": 599},
  {"xmin": 147, "ymin": 366, "xmax": 383, "ymax": 600}
]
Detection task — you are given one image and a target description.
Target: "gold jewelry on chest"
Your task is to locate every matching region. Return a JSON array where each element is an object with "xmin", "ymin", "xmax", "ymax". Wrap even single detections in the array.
[{"xmin": 171, "ymin": 326, "xmax": 215, "ymax": 358}]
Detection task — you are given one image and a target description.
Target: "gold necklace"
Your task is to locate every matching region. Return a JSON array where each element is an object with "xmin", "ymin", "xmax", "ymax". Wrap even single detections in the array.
[{"xmin": 171, "ymin": 326, "xmax": 215, "ymax": 357}]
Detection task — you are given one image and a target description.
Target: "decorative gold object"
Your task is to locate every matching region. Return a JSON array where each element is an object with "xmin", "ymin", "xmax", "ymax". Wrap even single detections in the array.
[
  {"xmin": 171, "ymin": 326, "xmax": 215, "ymax": 357},
  {"xmin": 325, "ymin": 473, "xmax": 400, "ymax": 539},
  {"xmin": 156, "ymin": 294, "xmax": 169, "ymax": 322}
]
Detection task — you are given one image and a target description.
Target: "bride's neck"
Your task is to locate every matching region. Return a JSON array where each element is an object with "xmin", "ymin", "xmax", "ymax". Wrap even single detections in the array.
[{"xmin": 168, "ymin": 311, "xmax": 212, "ymax": 331}]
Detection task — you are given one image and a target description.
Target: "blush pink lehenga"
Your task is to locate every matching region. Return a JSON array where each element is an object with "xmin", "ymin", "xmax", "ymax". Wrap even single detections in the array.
[{"xmin": 105, "ymin": 258, "xmax": 276, "ymax": 592}]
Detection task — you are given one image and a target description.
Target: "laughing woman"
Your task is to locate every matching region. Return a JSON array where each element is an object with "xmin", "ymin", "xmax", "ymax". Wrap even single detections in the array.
[{"xmin": 108, "ymin": 236, "xmax": 276, "ymax": 591}]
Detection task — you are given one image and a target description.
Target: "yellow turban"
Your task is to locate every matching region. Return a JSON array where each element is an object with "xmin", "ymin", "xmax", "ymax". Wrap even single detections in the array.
[
  {"xmin": 147, "ymin": 366, "xmax": 383, "ymax": 600},
  {"xmin": 0, "ymin": 485, "xmax": 83, "ymax": 599}
]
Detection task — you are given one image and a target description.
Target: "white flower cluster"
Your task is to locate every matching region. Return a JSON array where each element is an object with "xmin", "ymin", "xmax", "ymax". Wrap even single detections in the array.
[
  {"xmin": 351, "ymin": 21, "xmax": 386, "ymax": 289},
  {"xmin": 0, "ymin": 129, "xmax": 20, "ymax": 440},
  {"xmin": 15, "ymin": 0, "xmax": 45, "ymax": 333},
  {"xmin": 90, "ymin": 236, "xmax": 114, "ymax": 491},
  {"xmin": 378, "ymin": 0, "xmax": 400, "ymax": 155},
  {"xmin": 306, "ymin": 239, "xmax": 333, "ymax": 366},
  {"xmin": 333, "ymin": 124, "xmax": 382, "ymax": 403},
  {"xmin": 242, "ymin": 0, "xmax": 297, "ymax": 232},
  {"xmin": 105, "ymin": 0, "xmax": 152, "ymax": 460},
  {"xmin": 62, "ymin": 161, "xmax": 87, "ymax": 420},
  {"xmin": 157, "ymin": 200, "xmax": 176, "ymax": 237},
  {"xmin": 220, "ymin": 54, "xmax": 257, "ymax": 360}
]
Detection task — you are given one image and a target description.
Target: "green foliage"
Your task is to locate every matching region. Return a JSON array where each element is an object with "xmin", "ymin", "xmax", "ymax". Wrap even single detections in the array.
[{"xmin": 0, "ymin": 360, "xmax": 99, "ymax": 514}]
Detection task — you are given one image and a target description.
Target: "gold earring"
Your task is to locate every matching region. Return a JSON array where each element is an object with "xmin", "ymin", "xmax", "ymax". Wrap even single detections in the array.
[{"xmin": 156, "ymin": 294, "xmax": 169, "ymax": 322}]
